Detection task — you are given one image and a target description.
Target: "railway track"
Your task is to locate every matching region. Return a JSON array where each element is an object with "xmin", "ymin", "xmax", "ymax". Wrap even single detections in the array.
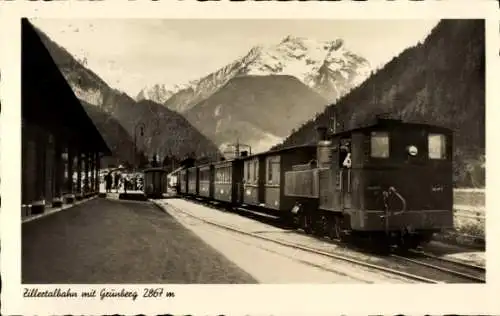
[
  {"xmin": 158, "ymin": 198, "xmax": 485, "ymax": 283},
  {"xmin": 391, "ymin": 250, "xmax": 485, "ymax": 283}
]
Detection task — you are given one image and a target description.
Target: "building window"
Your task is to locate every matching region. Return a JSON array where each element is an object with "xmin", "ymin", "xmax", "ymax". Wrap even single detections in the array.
[
  {"xmin": 370, "ymin": 131, "xmax": 390, "ymax": 158},
  {"xmin": 429, "ymin": 133, "xmax": 446, "ymax": 159}
]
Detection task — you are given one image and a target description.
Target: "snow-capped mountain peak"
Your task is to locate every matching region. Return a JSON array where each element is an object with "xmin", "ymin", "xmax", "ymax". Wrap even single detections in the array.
[
  {"xmin": 138, "ymin": 35, "xmax": 371, "ymax": 112},
  {"xmin": 136, "ymin": 83, "xmax": 177, "ymax": 104},
  {"xmin": 243, "ymin": 35, "xmax": 369, "ymax": 91}
]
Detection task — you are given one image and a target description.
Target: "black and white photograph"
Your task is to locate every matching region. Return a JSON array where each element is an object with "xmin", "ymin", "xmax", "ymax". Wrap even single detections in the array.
[{"xmin": 19, "ymin": 16, "xmax": 486, "ymax": 287}]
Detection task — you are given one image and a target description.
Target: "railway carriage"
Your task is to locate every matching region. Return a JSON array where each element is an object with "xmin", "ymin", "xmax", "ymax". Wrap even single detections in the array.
[
  {"xmin": 198, "ymin": 163, "xmax": 214, "ymax": 199},
  {"xmin": 213, "ymin": 159, "xmax": 243, "ymax": 205},
  {"xmin": 179, "ymin": 168, "xmax": 188, "ymax": 195},
  {"xmin": 143, "ymin": 168, "xmax": 168, "ymax": 198},
  {"xmin": 187, "ymin": 166, "xmax": 199, "ymax": 196},
  {"xmin": 241, "ymin": 146, "xmax": 317, "ymax": 216},
  {"xmin": 241, "ymin": 155, "xmax": 262, "ymax": 207},
  {"xmin": 168, "ymin": 166, "xmax": 183, "ymax": 193}
]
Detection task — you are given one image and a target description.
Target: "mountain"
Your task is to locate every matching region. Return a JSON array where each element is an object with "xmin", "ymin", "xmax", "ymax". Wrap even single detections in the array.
[
  {"xmin": 80, "ymin": 101, "xmax": 140, "ymax": 167},
  {"xmin": 274, "ymin": 20, "xmax": 485, "ymax": 187},
  {"xmin": 136, "ymin": 83, "xmax": 188, "ymax": 104},
  {"xmin": 184, "ymin": 75, "xmax": 328, "ymax": 153},
  {"xmin": 139, "ymin": 36, "xmax": 371, "ymax": 113},
  {"xmin": 33, "ymin": 22, "xmax": 222, "ymax": 165}
]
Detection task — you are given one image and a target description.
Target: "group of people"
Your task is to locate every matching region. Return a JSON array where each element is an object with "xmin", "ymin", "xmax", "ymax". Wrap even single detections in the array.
[{"xmin": 104, "ymin": 172, "xmax": 143, "ymax": 193}]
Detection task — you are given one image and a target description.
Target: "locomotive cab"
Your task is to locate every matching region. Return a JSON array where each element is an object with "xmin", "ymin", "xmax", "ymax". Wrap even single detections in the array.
[
  {"xmin": 340, "ymin": 119, "xmax": 453, "ymax": 241},
  {"xmin": 362, "ymin": 119, "xmax": 453, "ymax": 214}
]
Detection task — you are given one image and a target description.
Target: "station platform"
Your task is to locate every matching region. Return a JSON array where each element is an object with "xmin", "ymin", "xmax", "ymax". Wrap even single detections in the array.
[{"xmin": 22, "ymin": 196, "xmax": 256, "ymax": 284}]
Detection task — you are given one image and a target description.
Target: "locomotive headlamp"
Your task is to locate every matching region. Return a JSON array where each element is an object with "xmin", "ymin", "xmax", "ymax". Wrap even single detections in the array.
[{"xmin": 407, "ymin": 145, "xmax": 418, "ymax": 156}]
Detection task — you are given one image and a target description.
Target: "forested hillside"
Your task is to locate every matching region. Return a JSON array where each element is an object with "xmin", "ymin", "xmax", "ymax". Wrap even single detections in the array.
[{"xmin": 274, "ymin": 20, "xmax": 485, "ymax": 187}]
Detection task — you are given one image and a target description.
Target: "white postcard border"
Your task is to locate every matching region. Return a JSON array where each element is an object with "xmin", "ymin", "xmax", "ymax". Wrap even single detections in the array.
[{"xmin": 1, "ymin": 1, "xmax": 498, "ymax": 315}]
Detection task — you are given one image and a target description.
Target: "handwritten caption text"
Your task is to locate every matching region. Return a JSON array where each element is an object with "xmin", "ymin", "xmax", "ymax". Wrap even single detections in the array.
[{"xmin": 24, "ymin": 287, "xmax": 175, "ymax": 301}]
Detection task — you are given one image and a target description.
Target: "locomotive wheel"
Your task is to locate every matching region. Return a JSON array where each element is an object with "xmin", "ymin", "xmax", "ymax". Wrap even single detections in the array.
[
  {"xmin": 327, "ymin": 216, "xmax": 344, "ymax": 241},
  {"xmin": 312, "ymin": 214, "xmax": 326, "ymax": 237},
  {"xmin": 320, "ymin": 214, "xmax": 330, "ymax": 237},
  {"xmin": 326, "ymin": 217, "xmax": 337, "ymax": 240},
  {"xmin": 399, "ymin": 235, "xmax": 420, "ymax": 251},
  {"xmin": 418, "ymin": 232, "xmax": 434, "ymax": 245},
  {"xmin": 305, "ymin": 213, "xmax": 314, "ymax": 235},
  {"xmin": 300, "ymin": 212, "xmax": 313, "ymax": 235},
  {"xmin": 334, "ymin": 220, "xmax": 343, "ymax": 241},
  {"xmin": 284, "ymin": 214, "xmax": 298, "ymax": 229}
]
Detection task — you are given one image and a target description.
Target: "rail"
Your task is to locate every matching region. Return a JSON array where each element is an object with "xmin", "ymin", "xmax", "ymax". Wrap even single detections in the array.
[
  {"xmin": 389, "ymin": 253, "xmax": 485, "ymax": 283},
  {"xmin": 159, "ymin": 197, "xmax": 486, "ymax": 283},
  {"xmin": 161, "ymin": 201, "xmax": 440, "ymax": 284}
]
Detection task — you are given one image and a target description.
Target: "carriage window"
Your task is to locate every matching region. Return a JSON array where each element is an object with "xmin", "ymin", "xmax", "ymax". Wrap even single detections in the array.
[
  {"xmin": 268, "ymin": 159, "xmax": 273, "ymax": 182},
  {"xmin": 254, "ymin": 160, "xmax": 258, "ymax": 182},
  {"xmin": 246, "ymin": 162, "xmax": 250, "ymax": 181},
  {"xmin": 371, "ymin": 131, "xmax": 390, "ymax": 158},
  {"xmin": 428, "ymin": 134, "xmax": 446, "ymax": 159},
  {"xmin": 273, "ymin": 160, "xmax": 280, "ymax": 184}
]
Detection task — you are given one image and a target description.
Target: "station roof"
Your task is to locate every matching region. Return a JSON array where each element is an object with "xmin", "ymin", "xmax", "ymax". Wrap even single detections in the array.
[{"xmin": 21, "ymin": 18, "xmax": 111, "ymax": 155}]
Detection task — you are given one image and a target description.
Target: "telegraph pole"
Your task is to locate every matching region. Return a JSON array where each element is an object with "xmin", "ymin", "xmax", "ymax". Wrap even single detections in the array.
[
  {"xmin": 224, "ymin": 139, "xmax": 251, "ymax": 159},
  {"xmin": 235, "ymin": 138, "xmax": 240, "ymax": 158},
  {"xmin": 331, "ymin": 114, "xmax": 337, "ymax": 134}
]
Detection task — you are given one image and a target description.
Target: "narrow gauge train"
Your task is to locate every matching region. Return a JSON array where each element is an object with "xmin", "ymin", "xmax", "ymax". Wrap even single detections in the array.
[{"xmin": 173, "ymin": 118, "xmax": 454, "ymax": 249}]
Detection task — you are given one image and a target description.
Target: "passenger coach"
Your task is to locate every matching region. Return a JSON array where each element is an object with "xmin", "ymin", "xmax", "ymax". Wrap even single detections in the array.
[
  {"xmin": 198, "ymin": 163, "xmax": 214, "ymax": 199},
  {"xmin": 187, "ymin": 166, "xmax": 198, "ymax": 196},
  {"xmin": 179, "ymin": 168, "xmax": 188, "ymax": 195},
  {"xmin": 241, "ymin": 145, "xmax": 317, "ymax": 217},
  {"xmin": 212, "ymin": 159, "xmax": 243, "ymax": 205}
]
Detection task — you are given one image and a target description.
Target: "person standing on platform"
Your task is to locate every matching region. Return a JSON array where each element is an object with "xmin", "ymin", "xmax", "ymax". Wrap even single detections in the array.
[
  {"xmin": 114, "ymin": 172, "xmax": 121, "ymax": 193},
  {"xmin": 105, "ymin": 172, "xmax": 112, "ymax": 193},
  {"xmin": 123, "ymin": 176, "xmax": 129, "ymax": 194}
]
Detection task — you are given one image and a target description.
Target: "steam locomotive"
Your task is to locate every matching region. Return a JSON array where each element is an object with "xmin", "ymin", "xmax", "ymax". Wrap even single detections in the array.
[{"xmin": 172, "ymin": 118, "xmax": 454, "ymax": 249}]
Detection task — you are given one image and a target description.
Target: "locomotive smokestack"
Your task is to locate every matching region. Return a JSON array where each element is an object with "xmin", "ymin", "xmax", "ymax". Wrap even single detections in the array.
[
  {"xmin": 316, "ymin": 126, "xmax": 333, "ymax": 168},
  {"xmin": 316, "ymin": 126, "xmax": 328, "ymax": 141}
]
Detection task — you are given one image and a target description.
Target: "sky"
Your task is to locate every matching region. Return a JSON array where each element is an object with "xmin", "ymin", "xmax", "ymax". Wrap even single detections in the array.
[{"xmin": 31, "ymin": 19, "xmax": 440, "ymax": 98}]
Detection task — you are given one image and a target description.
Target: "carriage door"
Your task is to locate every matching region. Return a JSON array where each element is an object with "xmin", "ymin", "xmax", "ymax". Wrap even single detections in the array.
[{"xmin": 339, "ymin": 138, "xmax": 352, "ymax": 210}]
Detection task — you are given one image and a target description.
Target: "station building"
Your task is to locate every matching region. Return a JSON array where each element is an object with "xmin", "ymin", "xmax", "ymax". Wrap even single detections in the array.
[{"xmin": 21, "ymin": 18, "xmax": 111, "ymax": 217}]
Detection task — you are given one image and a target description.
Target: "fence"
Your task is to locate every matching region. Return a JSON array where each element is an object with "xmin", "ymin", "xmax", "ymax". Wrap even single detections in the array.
[{"xmin": 453, "ymin": 205, "xmax": 485, "ymax": 224}]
